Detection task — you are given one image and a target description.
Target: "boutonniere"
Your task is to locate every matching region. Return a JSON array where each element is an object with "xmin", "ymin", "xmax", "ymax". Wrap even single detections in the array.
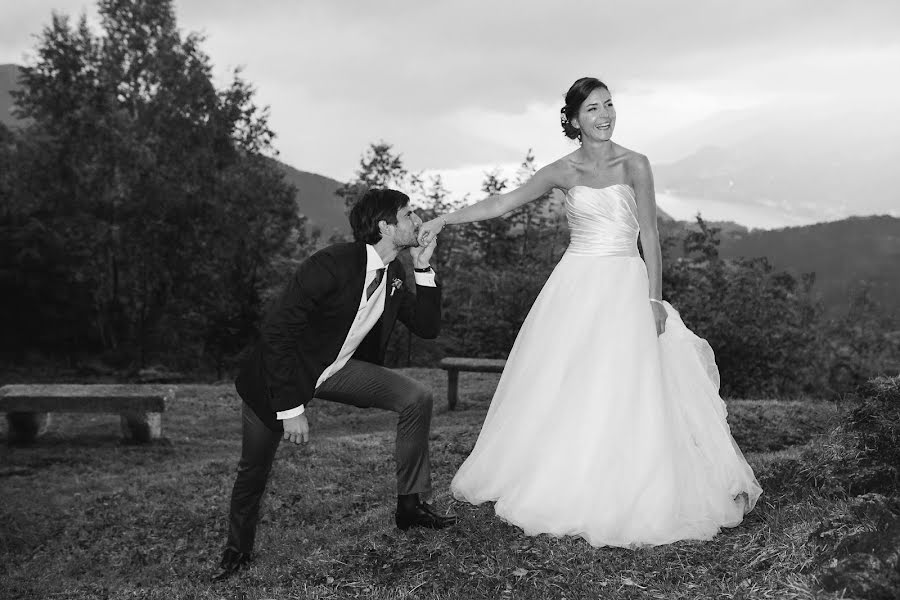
[{"xmin": 390, "ymin": 278, "xmax": 403, "ymax": 297}]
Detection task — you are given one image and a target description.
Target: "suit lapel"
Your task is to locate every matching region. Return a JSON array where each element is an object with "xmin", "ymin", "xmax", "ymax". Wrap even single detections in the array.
[
  {"xmin": 349, "ymin": 242, "xmax": 368, "ymax": 295},
  {"xmin": 331, "ymin": 243, "xmax": 369, "ymax": 346},
  {"xmin": 380, "ymin": 260, "xmax": 402, "ymax": 340}
]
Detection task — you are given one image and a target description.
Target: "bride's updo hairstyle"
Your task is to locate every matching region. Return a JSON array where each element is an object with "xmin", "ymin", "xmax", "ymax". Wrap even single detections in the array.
[{"xmin": 560, "ymin": 77, "xmax": 609, "ymax": 140}]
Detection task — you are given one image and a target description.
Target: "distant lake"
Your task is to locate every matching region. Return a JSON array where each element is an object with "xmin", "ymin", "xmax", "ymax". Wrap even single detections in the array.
[{"xmin": 656, "ymin": 191, "xmax": 829, "ymax": 230}]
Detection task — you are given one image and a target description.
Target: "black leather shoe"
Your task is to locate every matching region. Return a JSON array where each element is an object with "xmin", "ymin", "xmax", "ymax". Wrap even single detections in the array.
[
  {"xmin": 211, "ymin": 548, "xmax": 252, "ymax": 581},
  {"xmin": 395, "ymin": 502, "xmax": 458, "ymax": 531}
]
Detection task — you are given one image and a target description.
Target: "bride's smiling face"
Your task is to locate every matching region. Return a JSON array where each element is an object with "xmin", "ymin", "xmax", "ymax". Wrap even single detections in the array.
[{"xmin": 574, "ymin": 88, "xmax": 616, "ymax": 142}]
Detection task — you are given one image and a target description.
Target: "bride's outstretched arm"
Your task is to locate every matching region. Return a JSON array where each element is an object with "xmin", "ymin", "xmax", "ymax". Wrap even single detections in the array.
[
  {"xmin": 418, "ymin": 164, "xmax": 558, "ymax": 244},
  {"xmin": 632, "ymin": 154, "xmax": 667, "ymax": 334}
]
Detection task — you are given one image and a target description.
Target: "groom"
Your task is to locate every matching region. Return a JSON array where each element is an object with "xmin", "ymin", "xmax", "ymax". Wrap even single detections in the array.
[{"xmin": 213, "ymin": 188, "xmax": 456, "ymax": 582}]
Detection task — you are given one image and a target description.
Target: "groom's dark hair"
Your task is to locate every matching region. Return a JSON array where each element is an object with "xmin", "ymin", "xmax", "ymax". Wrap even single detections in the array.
[{"xmin": 349, "ymin": 188, "xmax": 410, "ymax": 244}]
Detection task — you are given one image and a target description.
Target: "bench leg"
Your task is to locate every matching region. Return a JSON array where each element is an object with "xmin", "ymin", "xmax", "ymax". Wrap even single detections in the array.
[
  {"xmin": 447, "ymin": 370, "xmax": 459, "ymax": 411},
  {"xmin": 120, "ymin": 412, "xmax": 162, "ymax": 443},
  {"xmin": 6, "ymin": 412, "xmax": 52, "ymax": 444}
]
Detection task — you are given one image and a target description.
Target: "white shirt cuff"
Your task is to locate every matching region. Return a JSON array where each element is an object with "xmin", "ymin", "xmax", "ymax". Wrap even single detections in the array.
[
  {"xmin": 276, "ymin": 405, "xmax": 305, "ymax": 420},
  {"xmin": 414, "ymin": 270, "xmax": 437, "ymax": 287}
]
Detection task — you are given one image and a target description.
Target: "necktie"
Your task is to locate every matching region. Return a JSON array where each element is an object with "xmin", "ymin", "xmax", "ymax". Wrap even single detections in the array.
[{"xmin": 366, "ymin": 268, "xmax": 385, "ymax": 300}]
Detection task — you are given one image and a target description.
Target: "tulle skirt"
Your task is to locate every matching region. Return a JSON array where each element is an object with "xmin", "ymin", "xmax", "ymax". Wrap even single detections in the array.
[{"xmin": 450, "ymin": 252, "xmax": 762, "ymax": 548}]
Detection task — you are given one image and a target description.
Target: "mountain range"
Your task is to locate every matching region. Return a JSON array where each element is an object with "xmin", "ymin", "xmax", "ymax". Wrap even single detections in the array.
[
  {"xmin": 718, "ymin": 216, "xmax": 900, "ymax": 319},
  {"xmin": 650, "ymin": 104, "xmax": 900, "ymax": 227},
  {"xmin": 271, "ymin": 158, "xmax": 348, "ymax": 237},
  {"xmin": 2, "ymin": 63, "xmax": 897, "ymax": 318}
]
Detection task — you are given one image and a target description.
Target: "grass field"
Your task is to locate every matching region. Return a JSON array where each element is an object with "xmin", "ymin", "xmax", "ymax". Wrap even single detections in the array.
[{"xmin": 0, "ymin": 368, "xmax": 878, "ymax": 599}]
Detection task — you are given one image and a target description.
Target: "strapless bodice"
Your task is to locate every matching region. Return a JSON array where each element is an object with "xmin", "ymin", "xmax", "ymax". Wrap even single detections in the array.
[{"xmin": 565, "ymin": 184, "xmax": 640, "ymax": 257}]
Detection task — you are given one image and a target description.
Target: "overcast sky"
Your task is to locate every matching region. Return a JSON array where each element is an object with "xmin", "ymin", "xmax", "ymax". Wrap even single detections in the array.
[{"xmin": 3, "ymin": 0, "xmax": 899, "ymax": 227}]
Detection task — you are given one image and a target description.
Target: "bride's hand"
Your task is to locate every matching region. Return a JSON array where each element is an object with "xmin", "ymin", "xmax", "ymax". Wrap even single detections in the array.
[
  {"xmin": 418, "ymin": 217, "xmax": 445, "ymax": 246},
  {"xmin": 651, "ymin": 302, "xmax": 668, "ymax": 336}
]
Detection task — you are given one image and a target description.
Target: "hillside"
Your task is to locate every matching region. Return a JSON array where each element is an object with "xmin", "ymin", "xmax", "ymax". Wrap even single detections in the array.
[
  {"xmin": 270, "ymin": 159, "xmax": 349, "ymax": 236},
  {"xmin": 718, "ymin": 215, "xmax": 900, "ymax": 318}
]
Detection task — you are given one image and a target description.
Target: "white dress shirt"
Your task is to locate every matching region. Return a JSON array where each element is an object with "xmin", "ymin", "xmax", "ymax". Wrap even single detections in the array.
[{"xmin": 277, "ymin": 244, "xmax": 436, "ymax": 420}]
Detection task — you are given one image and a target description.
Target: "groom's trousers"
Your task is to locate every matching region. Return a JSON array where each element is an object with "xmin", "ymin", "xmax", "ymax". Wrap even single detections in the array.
[{"xmin": 226, "ymin": 359, "xmax": 434, "ymax": 554}]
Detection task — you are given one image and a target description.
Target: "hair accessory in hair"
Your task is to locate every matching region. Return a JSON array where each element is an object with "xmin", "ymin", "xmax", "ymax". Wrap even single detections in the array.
[{"xmin": 559, "ymin": 106, "xmax": 569, "ymax": 125}]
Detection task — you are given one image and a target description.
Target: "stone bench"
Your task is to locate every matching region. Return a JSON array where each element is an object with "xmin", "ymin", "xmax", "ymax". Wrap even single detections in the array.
[
  {"xmin": 0, "ymin": 384, "xmax": 172, "ymax": 444},
  {"xmin": 438, "ymin": 357, "xmax": 507, "ymax": 410}
]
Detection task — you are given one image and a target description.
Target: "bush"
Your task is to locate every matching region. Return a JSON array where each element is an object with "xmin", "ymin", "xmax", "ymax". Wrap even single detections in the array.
[
  {"xmin": 663, "ymin": 219, "xmax": 822, "ymax": 398},
  {"xmin": 847, "ymin": 376, "xmax": 900, "ymax": 487},
  {"xmin": 764, "ymin": 376, "xmax": 900, "ymax": 500},
  {"xmin": 756, "ymin": 376, "xmax": 900, "ymax": 599},
  {"xmin": 813, "ymin": 493, "xmax": 900, "ymax": 600}
]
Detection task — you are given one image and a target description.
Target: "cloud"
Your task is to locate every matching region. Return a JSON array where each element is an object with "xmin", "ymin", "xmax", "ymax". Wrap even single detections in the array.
[
  {"xmin": 3, "ymin": 0, "xmax": 899, "ymax": 224},
  {"xmin": 166, "ymin": 0, "xmax": 900, "ymax": 117}
]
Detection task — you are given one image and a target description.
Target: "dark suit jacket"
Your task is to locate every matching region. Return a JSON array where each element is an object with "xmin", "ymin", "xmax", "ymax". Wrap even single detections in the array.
[{"xmin": 235, "ymin": 241, "xmax": 441, "ymax": 431}]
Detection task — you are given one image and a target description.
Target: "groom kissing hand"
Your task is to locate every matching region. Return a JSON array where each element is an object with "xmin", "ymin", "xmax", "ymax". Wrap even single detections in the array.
[
  {"xmin": 212, "ymin": 189, "xmax": 455, "ymax": 583},
  {"xmin": 279, "ymin": 217, "xmax": 437, "ymax": 447}
]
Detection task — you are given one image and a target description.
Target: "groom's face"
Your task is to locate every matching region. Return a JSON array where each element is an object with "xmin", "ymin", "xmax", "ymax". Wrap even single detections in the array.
[{"xmin": 384, "ymin": 204, "xmax": 422, "ymax": 248}]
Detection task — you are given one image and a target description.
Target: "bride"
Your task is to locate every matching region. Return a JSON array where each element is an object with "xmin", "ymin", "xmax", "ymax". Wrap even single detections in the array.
[{"xmin": 417, "ymin": 77, "xmax": 762, "ymax": 548}]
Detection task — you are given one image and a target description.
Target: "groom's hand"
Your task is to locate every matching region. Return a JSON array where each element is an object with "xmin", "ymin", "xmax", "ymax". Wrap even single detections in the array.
[
  {"xmin": 410, "ymin": 234, "xmax": 437, "ymax": 268},
  {"xmin": 283, "ymin": 413, "xmax": 309, "ymax": 445}
]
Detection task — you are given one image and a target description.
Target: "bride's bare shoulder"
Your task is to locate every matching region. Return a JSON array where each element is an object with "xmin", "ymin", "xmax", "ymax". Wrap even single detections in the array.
[
  {"xmin": 612, "ymin": 146, "xmax": 651, "ymax": 184},
  {"xmin": 543, "ymin": 153, "xmax": 580, "ymax": 190},
  {"xmin": 611, "ymin": 144, "xmax": 647, "ymax": 166}
]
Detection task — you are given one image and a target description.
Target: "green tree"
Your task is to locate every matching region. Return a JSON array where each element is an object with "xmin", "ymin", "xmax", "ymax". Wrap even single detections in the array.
[
  {"xmin": 665, "ymin": 217, "xmax": 821, "ymax": 397},
  {"xmin": 506, "ymin": 149, "xmax": 556, "ymax": 259},
  {"xmin": 415, "ymin": 173, "xmax": 467, "ymax": 268},
  {"xmin": 3, "ymin": 0, "xmax": 299, "ymax": 372},
  {"xmin": 824, "ymin": 285, "xmax": 900, "ymax": 395},
  {"xmin": 336, "ymin": 141, "xmax": 411, "ymax": 214},
  {"xmin": 456, "ymin": 169, "xmax": 512, "ymax": 267}
]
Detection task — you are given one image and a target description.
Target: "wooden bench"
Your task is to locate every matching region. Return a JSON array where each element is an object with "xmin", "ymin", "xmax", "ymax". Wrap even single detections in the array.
[
  {"xmin": 439, "ymin": 357, "xmax": 507, "ymax": 410},
  {"xmin": 0, "ymin": 384, "xmax": 172, "ymax": 444}
]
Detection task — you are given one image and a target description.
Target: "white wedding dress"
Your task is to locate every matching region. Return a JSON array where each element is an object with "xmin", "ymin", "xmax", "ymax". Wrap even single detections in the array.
[{"xmin": 450, "ymin": 184, "xmax": 762, "ymax": 548}]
